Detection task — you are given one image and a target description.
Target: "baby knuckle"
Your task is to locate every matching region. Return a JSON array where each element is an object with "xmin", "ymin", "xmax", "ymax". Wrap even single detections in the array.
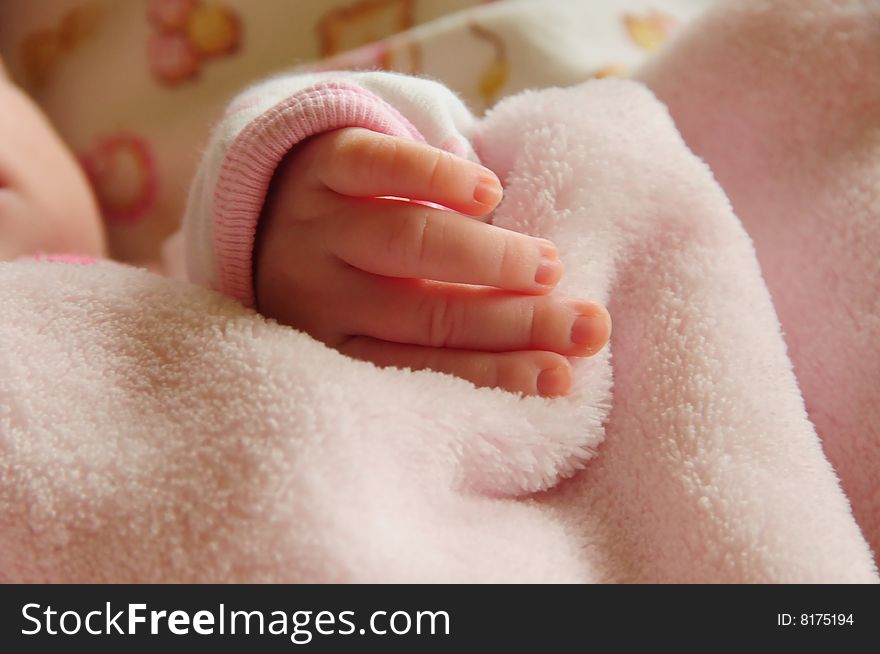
[
  {"xmin": 412, "ymin": 213, "xmax": 436, "ymax": 264},
  {"xmin": 496, "ymin": 237, "xmax": 516, "ymax": 280},
  {"xmin": 330, "ymin": 130, "xmax": 390, "ymax": 179},
  {"xmin": 363, "ymin": 136, "xmax": 399, "ymax": 183},
  {"xmin": 525, "ymin": 302, "xmax": 540, "ymax": 345},
  {"xmin": 493, "ymin": 357, "xmax": 522, "ymax": 393},
  {"xmin": 421, "ymin": 294, "xmax": 460, "ymax": 348},
  {"xmin": 384, "ymin": 213, "xmax": 427, "ymax": 266},
  {"xmin": 426, "ymin": 149, "xmax": 453, "ymax": 189},
  {"xmin": 481, "ymin": 357, "xmax": 502, "ymax": 391}
]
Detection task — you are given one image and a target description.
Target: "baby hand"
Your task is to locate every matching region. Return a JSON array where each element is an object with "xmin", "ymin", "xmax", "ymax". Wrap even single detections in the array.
[{"xmin": 254, "ymin": 128, "xmax": 610, "ymax": 396}]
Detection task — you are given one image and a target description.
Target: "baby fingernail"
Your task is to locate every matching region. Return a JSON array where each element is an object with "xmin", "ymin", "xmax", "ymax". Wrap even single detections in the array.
[
  {"xmin": 535, "ymin": 258, "xmax": 563, "ymax": 286},
  {"xmin": 537, "ymin": 365, "xmax": 571, "ymax": 396},
  {"xmin": 535, "ymin": 241, "xmax": 562, "ymax": 285},
  {"xmin": 570, "ymin": 306, "xmax": 612, "ymax": 352},
  {"xmin": 474, "ymin": 173, "xmax": 502, "ymax": 206}
]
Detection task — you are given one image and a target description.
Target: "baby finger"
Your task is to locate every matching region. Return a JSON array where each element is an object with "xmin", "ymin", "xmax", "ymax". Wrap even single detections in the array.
[{"xmin": 339, "ymin": 337, "xmax": 573, "ymax": 397}]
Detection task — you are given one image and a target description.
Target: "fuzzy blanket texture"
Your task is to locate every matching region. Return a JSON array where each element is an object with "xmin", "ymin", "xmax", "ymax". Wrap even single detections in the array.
[{"xmin": 1, "ymin": 0, "xmax": 877, "ymax": 582}]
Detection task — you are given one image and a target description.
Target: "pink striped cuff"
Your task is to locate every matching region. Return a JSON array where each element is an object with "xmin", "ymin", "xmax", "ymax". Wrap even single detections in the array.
[{"xmin": 213, "ymin": 80, "xmax": 425, "ymax": 308}]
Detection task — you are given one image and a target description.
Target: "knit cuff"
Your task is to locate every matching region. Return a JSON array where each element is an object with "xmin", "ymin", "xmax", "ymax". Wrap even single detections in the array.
[{"xmin": 213, "ymin": 80, "xmax": 425, "ymax": 308}]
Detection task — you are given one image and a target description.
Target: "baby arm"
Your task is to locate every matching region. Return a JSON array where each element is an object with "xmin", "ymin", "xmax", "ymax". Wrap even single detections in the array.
[{"xmin": 0, "ymin": 57, "xmax": 105, "ymax": 260}]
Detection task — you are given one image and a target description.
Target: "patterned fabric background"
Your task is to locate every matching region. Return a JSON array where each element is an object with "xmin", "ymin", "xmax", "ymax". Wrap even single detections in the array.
[{"xmin": 0, "ymin": 0, "xmax": 714, "ymax": 263}]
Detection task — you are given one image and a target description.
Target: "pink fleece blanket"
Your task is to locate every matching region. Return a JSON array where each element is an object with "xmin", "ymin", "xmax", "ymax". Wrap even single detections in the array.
[{"xmin": 1, "ymin": 0, "xmax": 877, "ymax": 582}]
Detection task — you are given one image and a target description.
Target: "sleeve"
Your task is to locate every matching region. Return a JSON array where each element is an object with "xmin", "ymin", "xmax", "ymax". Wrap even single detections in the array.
[{"xmin": 178, "ymin": 70, "xmax": 480, "ymax": 309}]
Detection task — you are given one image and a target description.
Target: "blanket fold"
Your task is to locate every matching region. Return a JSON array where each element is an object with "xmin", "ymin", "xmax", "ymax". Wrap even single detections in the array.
[
  {"xmin": 1, "ymin": 0, "xmax": 877, "ymax": 583},
  {"xmin": 479, "ymin": 77, "xmax": 876, "ymax": 583},
  {"xmin": 636, "ymin": 0, "xmax": 880, "ymax": 566}
]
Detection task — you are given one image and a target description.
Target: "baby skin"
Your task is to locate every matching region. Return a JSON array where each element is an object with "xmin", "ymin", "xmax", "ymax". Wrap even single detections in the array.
[
  {"xmin": 0, "ymin": 58, "xmax": 104, "ymax": 261},
  {"xmin": 256, "ymin": 128, "xmax": 612, "ymax": 397}
]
